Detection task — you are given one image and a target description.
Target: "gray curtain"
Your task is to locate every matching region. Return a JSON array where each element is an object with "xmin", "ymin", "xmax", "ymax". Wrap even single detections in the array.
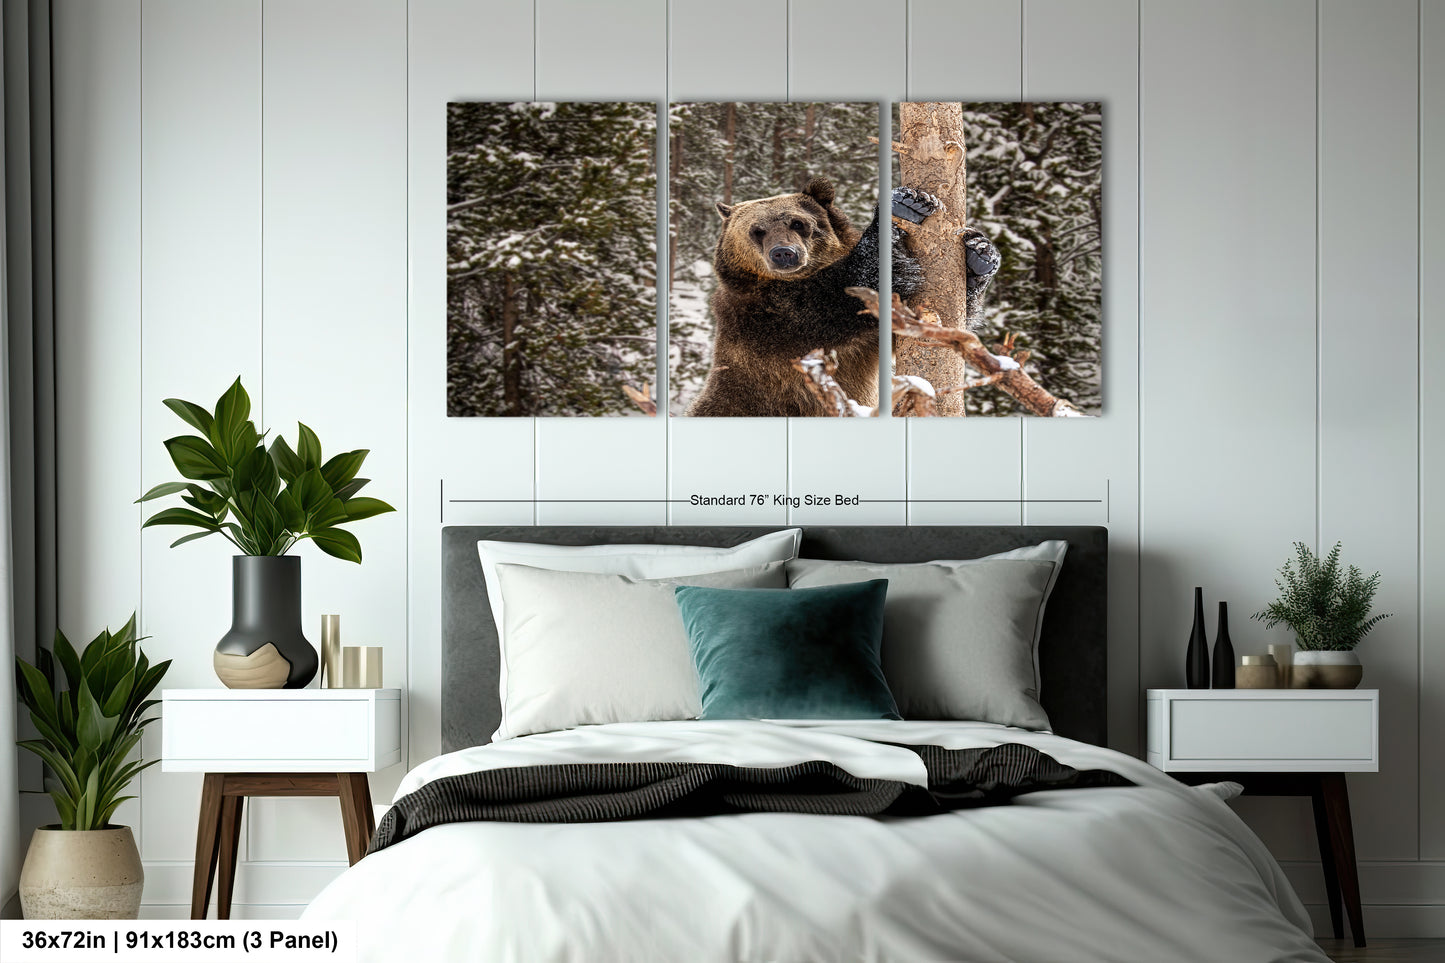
[{"xmin": 1, "ymin": 0, "xmax": 57, "ymax": 915}]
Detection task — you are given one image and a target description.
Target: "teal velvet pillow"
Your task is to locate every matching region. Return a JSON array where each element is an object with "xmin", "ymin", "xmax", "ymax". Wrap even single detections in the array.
[{"xmin": 673, "ymin": 579, "xmax": 900, "ymax": 721}]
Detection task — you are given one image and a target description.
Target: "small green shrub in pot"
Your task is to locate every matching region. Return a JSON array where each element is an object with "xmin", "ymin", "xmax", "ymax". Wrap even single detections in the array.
[
  {"xmin": 14, "ymin": 615, "xmax": 169, "ymax": 917},
  {"xmin": 1252, "ymin": 541, "xmax": 1390, "ymax": 688}
]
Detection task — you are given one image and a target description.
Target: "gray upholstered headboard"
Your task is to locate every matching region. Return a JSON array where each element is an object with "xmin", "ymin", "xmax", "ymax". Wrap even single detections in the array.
[{"xmin": 441, "ymin": 525, "xmax": 1108, "ymax": 751}]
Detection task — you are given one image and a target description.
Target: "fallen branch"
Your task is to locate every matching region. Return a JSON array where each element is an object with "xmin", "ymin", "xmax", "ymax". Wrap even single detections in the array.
[
  {"xmin": 847, "ymin": 287, "xmax": 1087, "ymax": 418},
  {"xmin": 793, "ymin": 350, "xmax": 875, "ymax": 417},
  {"xmin": 622, "ymin": 383, "xmax": 657, "ymax": 416}
]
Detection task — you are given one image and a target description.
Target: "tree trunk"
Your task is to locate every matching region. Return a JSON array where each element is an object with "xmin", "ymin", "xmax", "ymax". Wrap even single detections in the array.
[
  {"xmin": 894, "ymin": 102, "xmax": 970, "ymax": 416},
  {"xmin": 722, "ymin": 103, "xmax": 736, "ymax": 207},
  {"xmin": 669, "ymin": 125, "xmax": 682, "ymax": 290},
  {"xmin": 501, "ymin": 272, "xmax": 522, "ymax": 415},
  {"xmin": 771, "ymin": 114, "xmax": 784, "ymax": 183}
]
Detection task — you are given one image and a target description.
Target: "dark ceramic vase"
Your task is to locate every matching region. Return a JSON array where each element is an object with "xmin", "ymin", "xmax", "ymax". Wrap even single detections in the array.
[
  {"xmin": 213, "ymin": 556, "xmax": 318, "ymax": 689},
  {"xmin": 1185, "ymin": 587, "xmax": 1209, "ymax": 689},
  {"xmin": 1212, "ymin": 601, "xmax": 1236, "ymax": 689}
]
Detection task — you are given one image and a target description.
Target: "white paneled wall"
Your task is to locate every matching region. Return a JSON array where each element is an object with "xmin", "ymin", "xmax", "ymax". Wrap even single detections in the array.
[
  {"xmin": 138, "ymin": 0, "xmax": 262, "ymax": 873},
  {"xmin": 255, "ymin": 0, "xmax": 409, "ymax": 866},
  {"xmin": 41, "ymin": 0, "xmax": 1444, "ymax": 933}
]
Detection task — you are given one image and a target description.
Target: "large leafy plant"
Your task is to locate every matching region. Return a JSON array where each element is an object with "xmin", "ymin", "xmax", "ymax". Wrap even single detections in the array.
[
  {"xmin": 1252, "ymin": 542, "xmax": 1392, "ymax": 651},
  {"xmin": 15, "ymin": 616, "xmax": 169, "ymax": 831},
  {"xmin": 137, "ymin": 378, "xmax": 394, "ymax": 563}
]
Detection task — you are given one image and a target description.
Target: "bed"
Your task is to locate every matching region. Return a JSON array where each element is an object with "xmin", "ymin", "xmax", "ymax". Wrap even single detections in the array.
[{"xmin": 303, "ymin": 525, "xmax": 1326, "ymax": 963}]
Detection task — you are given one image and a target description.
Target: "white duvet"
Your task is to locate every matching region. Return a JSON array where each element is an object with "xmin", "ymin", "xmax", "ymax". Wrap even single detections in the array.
[{"xmin": 303, "ymin": 720, "xmax": 1327, "ymax": 963}]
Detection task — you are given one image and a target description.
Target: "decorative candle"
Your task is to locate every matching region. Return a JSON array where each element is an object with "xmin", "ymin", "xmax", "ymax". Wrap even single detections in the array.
[
  {"xmin": 320, "ymin": 614, "xmax": 341, "ymax": 689},
  {"xmin": 1236, "ymin": 654, "xmax": 1278, "ymax": 689}
]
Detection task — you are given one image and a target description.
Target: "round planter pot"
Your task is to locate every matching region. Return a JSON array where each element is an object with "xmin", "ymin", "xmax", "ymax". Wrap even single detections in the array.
[
  {"xmin": 19, "ymin": 825, "xmax": 144, "ymax": 919},
  {"xmin": 1290, "ymin": 650, "xmax": 1363, "ymax": 689},
  {"xmin": 214, "ymin": 555, "xmax": 318, "ymax": 689}
]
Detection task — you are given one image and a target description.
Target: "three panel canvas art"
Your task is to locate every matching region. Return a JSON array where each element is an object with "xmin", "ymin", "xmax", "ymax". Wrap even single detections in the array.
[{"xmin": 447, "ymin": 101, "xmax": 1102, "ymax": 419}]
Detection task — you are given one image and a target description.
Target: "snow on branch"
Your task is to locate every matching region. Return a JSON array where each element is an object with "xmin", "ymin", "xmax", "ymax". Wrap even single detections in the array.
[
  {"xmin": 847, "ymin": 287, "xmax": 1087, "ymax": 418},
  {"xmin": 792, "ymin": 350, "xmax": 876, "ymax": 417}
]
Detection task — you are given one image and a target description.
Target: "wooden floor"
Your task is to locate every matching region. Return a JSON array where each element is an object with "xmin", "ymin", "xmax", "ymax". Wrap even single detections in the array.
[{"xmin": 1317, "ymin": 939, "xmax": 1445, "ymax": 961}]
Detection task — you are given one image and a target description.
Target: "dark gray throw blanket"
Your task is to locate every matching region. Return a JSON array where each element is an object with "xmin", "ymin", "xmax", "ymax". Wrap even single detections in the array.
[{"xmin": 369, "ymin": 743, "xmax": 1133, "ymax": 855}]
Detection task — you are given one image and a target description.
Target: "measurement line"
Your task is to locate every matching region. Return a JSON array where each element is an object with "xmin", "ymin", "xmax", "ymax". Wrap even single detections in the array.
[{"xmin": 446, "ymin": 498, "xmax": 1106, "ymax": 505}]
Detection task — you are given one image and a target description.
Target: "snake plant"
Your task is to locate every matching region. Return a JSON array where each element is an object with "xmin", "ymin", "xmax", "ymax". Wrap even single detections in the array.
[{"xmin": 14, "ymin": 615, "xmax": 169, "ymax": 831}]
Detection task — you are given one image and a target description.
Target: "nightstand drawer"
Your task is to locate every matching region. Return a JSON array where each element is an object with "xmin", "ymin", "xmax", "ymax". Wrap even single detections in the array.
[
  {"xmin": 1146, "ymin": 689, "xmax": 1378, "ymax": 772},
  {"xmin": 1170, "ymin": 698, "xmax": 1374, "ymax": 761},
  {"xmin": 166, "ymin": 699, "xmax": 371, "ymax": 761},
  {"xmin": 161, "ymin": 689, "xmax": 402, "ymax": 773}
]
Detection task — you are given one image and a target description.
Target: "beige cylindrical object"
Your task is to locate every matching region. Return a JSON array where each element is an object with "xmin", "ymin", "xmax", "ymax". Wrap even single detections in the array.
[
  {"xmin": 1267, "ymin": 642, "xmax": 1293, "ymax": 688},
  {"xmin": 341, "ymin": 646, "xmax": 383, "ymax": 689},
  {"xmin": 1236, "ymin": 654, "xmax": 1278, "ymax": 689},
  {"xmin": 321, "ymin": 614, "xmax": 342, "ymax": 689},
  {"xmin": 20, "ymin": 826, "xmax": 144, "ymax": 919}
]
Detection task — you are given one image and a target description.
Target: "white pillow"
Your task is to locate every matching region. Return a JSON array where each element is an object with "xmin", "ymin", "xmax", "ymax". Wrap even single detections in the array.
[
  {"xmin": 787, "ymin": 540, "xmax": 1067, "ymax": 694},
  {"xmin": 492, "ymin": 560, "xmax": 789, "ymax": 740},
  {"xmin": 477, "ymin": 529, "xmax": 801, "ymax": 730}
]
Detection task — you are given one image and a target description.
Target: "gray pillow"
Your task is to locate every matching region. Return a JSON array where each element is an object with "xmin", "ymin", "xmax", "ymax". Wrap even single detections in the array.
[
  {"xmin": 786, "ymin": 557, "xmax": 1058, "ymax": 730},
  {"xmin": 492, "ymin": 560, "xmax": 787, "ymax": 740}
]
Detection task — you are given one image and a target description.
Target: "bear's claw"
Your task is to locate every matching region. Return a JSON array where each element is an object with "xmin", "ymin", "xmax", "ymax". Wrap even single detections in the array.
[
  {"xmin": 891, "ymin": 187, "xmax": 941, "ymax": 224},
  {"xmin": 960, "ymin": 228, "xmax": 1001, "ymax": 286}
]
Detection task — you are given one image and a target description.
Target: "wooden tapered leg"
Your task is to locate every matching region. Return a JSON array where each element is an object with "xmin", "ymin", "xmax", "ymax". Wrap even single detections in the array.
[
  {"xmin": 216, "ymin": 794, "xmax": 245, "ymax": 920},
  {"xmin": 191, "ymin": 773, "xmax": 225, "ymax": 920},
  {"xmin": 336, "ymin": 773, "xmax": 375, "ymax": 865},
  {"xmin": 1311, "ymin": 780, "xmax": 1344, "ymax": 939},
  {"xmin": 1321, "ymin": 773, "xmax": 1365, "ymax": 948}
]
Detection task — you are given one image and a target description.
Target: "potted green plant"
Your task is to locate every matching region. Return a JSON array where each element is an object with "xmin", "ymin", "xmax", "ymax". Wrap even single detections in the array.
[
  {"xmin": 137, "ymin": 378, "xmax": 394, "ymax": 688},
  {"xmin": 14, "ymin": 615, "xmax": 169, "ymax": 918},
  {"xmin": 1251, "ymin": 541, "xmax": 1391, "ymax": 689}
]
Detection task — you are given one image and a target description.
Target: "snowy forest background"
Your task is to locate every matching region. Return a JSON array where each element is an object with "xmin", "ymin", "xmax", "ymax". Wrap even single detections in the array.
[
  {"xmin": 894, "ymin": 101, "xmax": 1103, "ymax": 416},
  {"xmin": 447, "ymin": 101, "xmax": 657, "ymax": 417},
  {"xmin": 668, "ymin": 102, "xmax": 878, "ymax": 415}
]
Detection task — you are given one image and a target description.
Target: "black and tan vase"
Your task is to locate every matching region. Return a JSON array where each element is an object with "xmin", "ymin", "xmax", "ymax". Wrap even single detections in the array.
[{"xmin": 214, "ymin": 555, "xmax": 318, "ymax": 689}]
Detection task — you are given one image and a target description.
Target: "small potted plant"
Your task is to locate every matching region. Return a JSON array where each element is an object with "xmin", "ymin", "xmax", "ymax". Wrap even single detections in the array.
[
  {"xmin": 1252, "ymin": 542, "xmax": 1390, "ymax": 688},
  {"xmin": 137, "ymin": 379, "xmax": 394, "ymax": 688},
  {"xmin": 15, "ymin": 615, "xmax": 169, "ymax": 918}
]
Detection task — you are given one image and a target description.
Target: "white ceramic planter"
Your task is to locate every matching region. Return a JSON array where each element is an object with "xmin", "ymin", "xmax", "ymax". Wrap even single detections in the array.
[
  {"xmin": 1290, "ymin": 650, "xmax": 1363, "ymax": 690},
  {"xmin": 19, "ymin": 825, "xmax": 144, "ymax": 919}
]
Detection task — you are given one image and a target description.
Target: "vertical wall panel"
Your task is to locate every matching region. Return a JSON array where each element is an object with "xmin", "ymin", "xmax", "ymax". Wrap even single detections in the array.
[
  {"xmin": 531, "ymin": 0, "xmax": 668, "ymax": 526},
  {"xmin": 908, "ymin": 0, "xmax": 1020, "ymax": 99},
  {"xmin": 668, "ymin": 0, "xmax": 790, "ymax": 527},
  {"xmin": 671, "ymin": 0, "xmax": 787, "ymax": 97},
  {"xmin": 1140, "ymin": 0, "xmax": 1319, "ymax": 861},
  {"xmin": 1319, "ymin": 0, "xmax": 1419, "ymax": 862},
  {"xmin": 786, "ymin": 0, "xmax": 902, "ymax": 523},
  {"xmin": 1424, "ymin": 0, "xmax": 1445, "ymax": 861},
  {"xmin": 256, "ymin": 0, "xmax": 408, "ymax": 862},
  {"xmin": 789, "ymin": 0, "xmax": 905, "ymax": 100},
  {"xmin": 1139, "ymin": 0, "xmax": 1317, "ymax": 687},
  {"xmin": 1021, "ymin": 0, "xmax": 1140, "ymax": 753},
  {"xmin": 51, "ymin": 0, "xmax": 143, "ymax": 843},
  {"xmin": 407, "ymin": 0, "xmax": 536, "ymax": 765},
  {"xmin": 904, "ymin": 0, "xmax": 1025, "ymax": 526},
  {"xmin": 52, "ymin": 1, "xmax": 142, "ymax": 681},
  {"xmin": 138, "ymin": 0, "xmax": 263, "ymax": 870}
]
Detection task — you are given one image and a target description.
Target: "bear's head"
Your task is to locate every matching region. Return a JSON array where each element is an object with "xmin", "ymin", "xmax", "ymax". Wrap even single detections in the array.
[{"xmin": 714, "ymin": 176, "xmax": 853, "ymax": 281}]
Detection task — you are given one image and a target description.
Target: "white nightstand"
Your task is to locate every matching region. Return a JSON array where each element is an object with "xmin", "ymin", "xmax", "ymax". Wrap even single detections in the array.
[
  {"xmin": 1146, "ymin": 688, "xmax": 1379, "ymax": 948},
  {"xmin": 161, "ymin": 688, "xmax": 402, "ymax": 920}
]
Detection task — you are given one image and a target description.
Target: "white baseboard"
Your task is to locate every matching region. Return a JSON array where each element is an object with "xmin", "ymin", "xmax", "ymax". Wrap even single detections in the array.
[{"xmin": 140, "ymin": 860, "xmax": 347, "ymax": 909}]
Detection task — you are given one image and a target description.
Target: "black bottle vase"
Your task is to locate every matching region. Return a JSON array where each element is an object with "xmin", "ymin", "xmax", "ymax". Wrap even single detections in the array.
[
  {"xmin": 1212, "ymin": 601, "xmax": 1236, "ymax": 689},
  {"xmin": 1185, "ymin": 587, "xmax": 1210, "ymax": 689},
  {"xmin": 213, "ymin": 555, "xmax": 318, "ymax": 689}
]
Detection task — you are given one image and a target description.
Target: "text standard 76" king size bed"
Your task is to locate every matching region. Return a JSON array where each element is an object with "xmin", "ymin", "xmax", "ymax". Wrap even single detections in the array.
[{"xmin": 303, "ymin": 526, "xmax": 1326, "ymax": 962}]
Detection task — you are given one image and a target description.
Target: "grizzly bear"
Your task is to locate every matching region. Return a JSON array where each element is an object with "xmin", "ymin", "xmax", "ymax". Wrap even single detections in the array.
[{"xmin": 687, "ymin": 177, "xmax": 999, "ymax": 417}]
